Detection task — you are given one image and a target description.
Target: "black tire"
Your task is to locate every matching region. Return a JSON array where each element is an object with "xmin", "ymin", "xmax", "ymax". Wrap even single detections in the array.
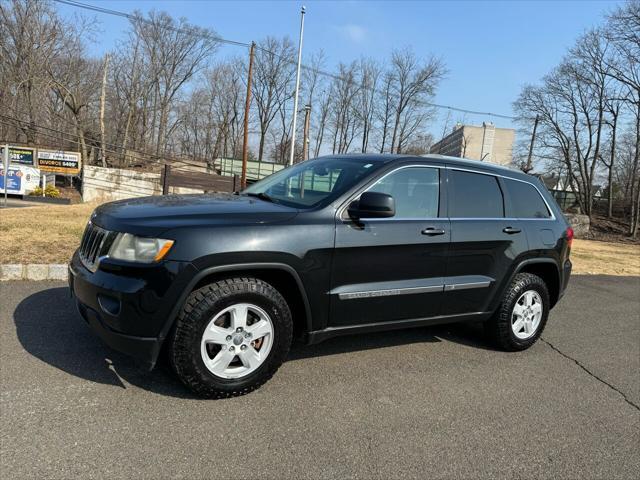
[
  {"xmin": 168, "ymin": 277, "xmax": 293, "ymax": 398},
  {"xmin": 485, "ymin": 273, "xmax": 550, "ymax": 351}
]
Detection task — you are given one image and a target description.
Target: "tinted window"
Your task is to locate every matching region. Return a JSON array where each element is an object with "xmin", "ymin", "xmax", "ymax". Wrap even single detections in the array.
[
  {"xmin": 368, "ymin": 167, "xmax": 439, "ymax": 218},
  {"xmin": 504, "ymin": 179, "xmax": 551, "ymax": 218},
  {"xmin": 449, "ymin": 170, "xmax": 504, "ymax": 218}
]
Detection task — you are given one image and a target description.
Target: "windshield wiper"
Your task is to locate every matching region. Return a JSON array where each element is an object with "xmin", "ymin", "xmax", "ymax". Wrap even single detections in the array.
[{"xmin": 245, "ymin": 192, "xmax": 277, "ymax": 203}]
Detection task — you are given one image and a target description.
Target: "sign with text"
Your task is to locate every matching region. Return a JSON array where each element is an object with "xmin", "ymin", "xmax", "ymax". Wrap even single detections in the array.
[
  {"xmin": 0, "ymin": 165, "xmax": 40, "ymax": 195},
  {"xmin": 37, "ymin": 149, "xmax": 81, "ymax": 175},
  {"xmin": 0, "ymin": 146, "xmax": 35, "ymax": 166}
]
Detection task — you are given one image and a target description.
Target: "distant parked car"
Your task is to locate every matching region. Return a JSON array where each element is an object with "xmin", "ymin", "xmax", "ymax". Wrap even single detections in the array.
[{"xmin": 69, "ymin": 154, "xmax": 573, "ymax": 397}]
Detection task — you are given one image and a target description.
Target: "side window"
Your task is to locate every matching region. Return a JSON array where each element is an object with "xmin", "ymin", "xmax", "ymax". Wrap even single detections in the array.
[
  {"xmin": 449, "ymin": 170, "xmax": 504, "ymax": 218},
  {"xmin": 368, "ymin": 167, "xmax": 439, "ymax": 218},
  {"xmin": 504, "ymin": 179, "xmax": 551, "ymax": 219}
]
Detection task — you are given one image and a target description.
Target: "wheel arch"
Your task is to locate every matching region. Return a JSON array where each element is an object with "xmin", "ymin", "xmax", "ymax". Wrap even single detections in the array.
[
  {"xmin": 158, "ymin": 262, "xmax": 313, "ymax": 347},
  {"xmin": 513, "ymin": 258, "xmax": 561, "ymax": 308}
]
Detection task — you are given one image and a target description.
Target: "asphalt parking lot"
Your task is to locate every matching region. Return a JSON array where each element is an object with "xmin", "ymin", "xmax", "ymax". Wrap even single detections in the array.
[{"xmin": 1, "ymin": 275, "xmax": 639, "ymax": 479}]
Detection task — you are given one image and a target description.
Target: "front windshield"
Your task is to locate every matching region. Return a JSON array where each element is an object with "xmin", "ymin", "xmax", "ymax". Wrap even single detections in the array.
[{"xmin": 242, "ymin": 157, "xmax": 384, "ymax": 209}]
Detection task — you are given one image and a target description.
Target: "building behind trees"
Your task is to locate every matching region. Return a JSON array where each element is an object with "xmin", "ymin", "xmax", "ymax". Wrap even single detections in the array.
[{"xmin": 429, "ymin": 122, "xmax": 515, "ymax": 166}]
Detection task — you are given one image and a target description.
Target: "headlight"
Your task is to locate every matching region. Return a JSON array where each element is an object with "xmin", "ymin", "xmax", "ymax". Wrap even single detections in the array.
[{"xmin": 108, "ymin": 233, "xmax": 174, "ymax": 263}]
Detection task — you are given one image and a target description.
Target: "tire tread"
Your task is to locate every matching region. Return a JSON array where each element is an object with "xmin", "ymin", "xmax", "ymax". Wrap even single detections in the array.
[
  {"xmin": 168, "ymin": 277, "xmax": 292, "ymax": 398},
  {"xmin": 486, "ymin": 272, "xmax": 550, "ymax": 351}
]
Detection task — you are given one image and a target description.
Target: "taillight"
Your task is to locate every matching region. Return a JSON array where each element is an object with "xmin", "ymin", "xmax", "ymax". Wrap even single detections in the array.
[{"xmin": 566, "ymin": 227, "xmax": 574, "ymax": 249}]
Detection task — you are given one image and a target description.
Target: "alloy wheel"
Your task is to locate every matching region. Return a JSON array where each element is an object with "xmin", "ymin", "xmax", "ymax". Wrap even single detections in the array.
[
  {"xmin": 511, "ymin": 290, "xmax": 543, "ymax": 340},
  {"xmin": 200, "ymin": 303, "xmax": 274, "ymax": 379}
]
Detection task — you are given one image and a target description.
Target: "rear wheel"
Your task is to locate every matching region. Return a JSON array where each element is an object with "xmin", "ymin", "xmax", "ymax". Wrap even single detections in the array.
[
  {"xmin": 485, "ymin": 273, "xmax": 550, "ymax": 351},
  {"xmin": 168, "ymin": 277, "xmax": 293, "ymax": 398}
]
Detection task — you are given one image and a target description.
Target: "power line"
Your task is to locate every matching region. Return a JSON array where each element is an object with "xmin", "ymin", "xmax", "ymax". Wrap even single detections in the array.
[
  {"xmin": 53, "ymin": 0, "xmax": 250, "ymax": 48},
  {"xmin": 54, "ymin": 0, "xmax": 516, "ymax": 121}
]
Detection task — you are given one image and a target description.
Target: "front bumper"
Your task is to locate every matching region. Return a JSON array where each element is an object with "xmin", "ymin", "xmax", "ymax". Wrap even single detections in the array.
[{"xmin": 68, "ymin": 251, "xmax": 195, "ymax": 368}]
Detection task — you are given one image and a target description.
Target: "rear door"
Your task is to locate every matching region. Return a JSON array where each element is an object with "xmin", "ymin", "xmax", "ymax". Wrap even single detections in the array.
[
  {"xmin": 329, "ymin": 164, "xmax": 449, "ymax": 326},
  {"xmin": 501, "ymin": 177, "xmax": 559, "ymax": 252},
  {"xmin": 443, "ymin": 168, "xmax": 528, "ymax": 315}
]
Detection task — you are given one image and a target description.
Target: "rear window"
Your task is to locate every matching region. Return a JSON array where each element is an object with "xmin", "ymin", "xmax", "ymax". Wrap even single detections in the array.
[
  {"xmin": 504, "ymin": 179, "xmax": 551, "ymax": 219},
  {"xmin": 449, "ymin": 170, "xmax": 504, "ymax": 218}
]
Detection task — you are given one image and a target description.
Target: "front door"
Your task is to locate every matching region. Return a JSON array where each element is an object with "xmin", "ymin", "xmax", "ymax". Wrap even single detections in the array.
[{"xmin": 329, "ymin": 165, "xmax": 449, "ymax": 326}]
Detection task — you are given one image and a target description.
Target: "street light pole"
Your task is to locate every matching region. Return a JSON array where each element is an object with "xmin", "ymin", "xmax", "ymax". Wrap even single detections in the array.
[{"xmin": 288, "ymin": 6, "xmax": 306, "ymax": 166}]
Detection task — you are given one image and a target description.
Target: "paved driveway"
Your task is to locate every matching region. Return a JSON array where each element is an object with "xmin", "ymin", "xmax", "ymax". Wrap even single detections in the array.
[{"xmin": 1, "ymin": 276, "xmax": 638, "ymax": 479}]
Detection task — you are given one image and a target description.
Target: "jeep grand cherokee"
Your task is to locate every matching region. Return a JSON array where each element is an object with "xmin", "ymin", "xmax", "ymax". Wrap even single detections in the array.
[{"xmin": 69, "ymin": 155, "xmax": 573, "ymax": 397}]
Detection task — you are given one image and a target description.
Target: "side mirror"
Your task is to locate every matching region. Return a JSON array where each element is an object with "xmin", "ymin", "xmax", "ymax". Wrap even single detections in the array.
[{"xmin": 348, "ymin": 192, "xmax": 396, "ymax": 219}]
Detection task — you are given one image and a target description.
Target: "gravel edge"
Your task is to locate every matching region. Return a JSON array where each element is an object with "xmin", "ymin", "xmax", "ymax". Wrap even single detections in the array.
[{"xmin": 0, "ymin": 264, "xmax": 68, "ymax": 281}]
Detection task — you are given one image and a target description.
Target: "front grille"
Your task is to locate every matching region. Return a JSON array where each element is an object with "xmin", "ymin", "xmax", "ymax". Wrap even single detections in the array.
[{"xmin": 79, "ymin": 222, "xmax": 113, "ymax": 272}]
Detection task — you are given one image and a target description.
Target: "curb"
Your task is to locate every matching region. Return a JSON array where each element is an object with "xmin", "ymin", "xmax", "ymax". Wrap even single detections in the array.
[{"xmin": 0, "ymin": 264, "xmax": 68, "ymax": 281}]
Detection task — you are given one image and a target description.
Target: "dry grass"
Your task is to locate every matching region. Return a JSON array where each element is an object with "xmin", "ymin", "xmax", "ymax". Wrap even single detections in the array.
[
  {"xmin": 1, "ymin": 204, "xmax": 639, "ymax": 276},
  {"xmin": 0, "ymin": 203, "xmax": 96, "ymax": 264},
  {"xmin": 571, "ymin": 239, "xmax": 640, "ymax": 276}
]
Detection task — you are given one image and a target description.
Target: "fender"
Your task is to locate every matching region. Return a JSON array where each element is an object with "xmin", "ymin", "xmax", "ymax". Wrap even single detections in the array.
[
  {"xmin": 485, "ymin": 257, "xmax": 560, "ymax": 314},
  {"xmin": 505, "ymin": 257, "xmax": 560, "ymax": 307},
  {"xmin": 513, "ymin": 257, "xmax": 560, "ymax": 275},
  {"xmin": 156, "ymin": 262, "xmax": 314, "ymax": 346}
]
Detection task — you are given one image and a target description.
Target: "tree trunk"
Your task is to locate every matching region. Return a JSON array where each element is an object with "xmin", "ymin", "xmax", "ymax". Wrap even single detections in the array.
[
  {"xmin": 630, "ymin": 104, "xmax": 640, "ymax": 236},
  {"xmin": 99, "ymin": 54, "xmax": 110, "ymax": 167},
  {"xmin": 258, "ymin": 128, "xmax": 266, "ymax": 162},
  {"xmin": 390, "ymin": 109, "xmax": 401, "ymax": 154},
  {"xmin": 607, "ymin": 113, "xmax": 617, "ymax": 218},
  {"xmin": 631, "ymin": 177, "xmax": 640, "ymax": 238}
]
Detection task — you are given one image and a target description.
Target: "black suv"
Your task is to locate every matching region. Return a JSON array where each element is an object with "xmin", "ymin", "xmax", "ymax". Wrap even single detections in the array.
[{"xmin": 69, "ymin": 154, "xmax": 573, "ymax": 397}]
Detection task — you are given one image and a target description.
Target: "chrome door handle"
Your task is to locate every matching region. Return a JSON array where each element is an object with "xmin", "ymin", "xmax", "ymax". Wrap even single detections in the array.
[
  {"xmin": 421, "ymin": 227, "xmax": 446, "ymax": 236},
  {"xmin": 503, "ymin": 226, "xmax": 522, "ymax": 234}
]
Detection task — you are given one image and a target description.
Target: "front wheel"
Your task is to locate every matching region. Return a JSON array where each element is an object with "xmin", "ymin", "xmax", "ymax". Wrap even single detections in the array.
[
  {"xmin": 168, "ymin": 277, "xmax": 293, "ymax": 398},
  {"xmin": 485, "ymin": 273, "xmax": 550, "ymax": 351}
]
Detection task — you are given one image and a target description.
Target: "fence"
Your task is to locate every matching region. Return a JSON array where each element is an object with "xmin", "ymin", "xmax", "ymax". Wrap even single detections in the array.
[
  {"xmin": 215, "ymin": 158, "xmax": 284, "ymax": 180},
  {"xmin": 161, "ymin": 165, "xmax": 238, "ymax": 194},
  {"xmin": 82, "ymin": 165, "xmax": 237, "ymax": 203}
]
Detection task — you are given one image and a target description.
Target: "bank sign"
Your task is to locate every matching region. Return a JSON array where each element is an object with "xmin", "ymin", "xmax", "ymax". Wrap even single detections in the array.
[
  {"xmin": 37, "ymin": 149, "xmax": 81, "ymax": 175},
  {"xmin": 0, "ymin": 146, "xmax": 35, "ymax": 166}
]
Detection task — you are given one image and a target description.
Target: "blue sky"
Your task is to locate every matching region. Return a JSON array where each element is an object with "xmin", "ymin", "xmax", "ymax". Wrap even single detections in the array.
[{"xmin": 56, "ymin": 0, "xmax": 621, "ymax": 140}]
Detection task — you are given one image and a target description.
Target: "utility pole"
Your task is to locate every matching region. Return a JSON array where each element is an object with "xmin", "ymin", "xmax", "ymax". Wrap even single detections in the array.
[
  {"xmin": 525, "ymin": 114, "xmax": 539, "ymax": 173},
  {"xmin": 302, "ymin": 104, "xmax": 311, "ymax": 161},
  {"xmin": 99, "ymin": 53, "xmax": 110, "ymax": 168},
  {"xmin": 288, "ymin": 6, "xmax": 306, "ymax": 166},
  {"xmin": 241, "ymin": 42, "xmax": 255, "ymax": 190}
]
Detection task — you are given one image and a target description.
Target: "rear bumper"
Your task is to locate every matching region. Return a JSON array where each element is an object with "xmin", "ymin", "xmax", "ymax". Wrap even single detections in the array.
[
  {"xmin": 559, "ymin": 259, "xmax": 572, "ymax": 300},
  {"xmin": 68, "ymin": 252, "xmax": 196, "ymax": 368}
]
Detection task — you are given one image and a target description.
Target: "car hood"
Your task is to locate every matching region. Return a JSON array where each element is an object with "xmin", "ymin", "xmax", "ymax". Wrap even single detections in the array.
[{"xmin": 91, "ymin": 193, "xmax": 299, "ymax": 236}]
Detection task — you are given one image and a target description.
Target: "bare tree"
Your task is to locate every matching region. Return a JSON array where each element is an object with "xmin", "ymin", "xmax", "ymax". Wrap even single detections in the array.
[
  {"xmin": 604, "ymin": 0, "xmax": 640, "ymax": 235},
  {"xmin": 329, "ymin": 62, "xmax": 360, "ymax": 154},
  {"xmin": 0, "ymin": 0, "xmax": 71, "ymax": 143},
  {"xmin": 388, "ymin": 48, "xmax": 445, "ymax": 153},
  {"xmin": 0, "ymin": 1, "xmax": 448, "ymax": 175},
  {"xmin": 131, "ymin": 11, "xmax": 218, "ymax": 159},
  {"xmin": 378, "ymin": 72, "xmax": 395, "ymax": 153},
  {"xmin": 312, "ymin": 88, "xmax": 331, "ymax": 158},
  {"xmin": 252, "ymin": 37, "xmax": 295, "ymax": 161},
  {"xmin": 515, "ymin": 56, "xmax": 609, "ymax": 217},
  {"xmin": 356, "ymin": 58, "xmax": 381, "ymax": 152},
  {"xmin": 48, "ymin": 44, "xmax": 100, "ymax": 165}
]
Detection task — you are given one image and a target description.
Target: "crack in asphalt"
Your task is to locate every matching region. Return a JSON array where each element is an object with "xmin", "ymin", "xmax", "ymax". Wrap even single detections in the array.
[{"xmin": 540, "ymin": 337, "xmax": 640, "ymax": 412}]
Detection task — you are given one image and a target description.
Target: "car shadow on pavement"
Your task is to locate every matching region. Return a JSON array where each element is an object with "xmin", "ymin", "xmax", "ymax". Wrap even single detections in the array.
[
  {"xmin": 13, "ymin": 286, "xmax": 199, "ymax": 399},
  {"xmin": 14, "ymin": 286, "xmax": 494, "ymax": 399}
]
